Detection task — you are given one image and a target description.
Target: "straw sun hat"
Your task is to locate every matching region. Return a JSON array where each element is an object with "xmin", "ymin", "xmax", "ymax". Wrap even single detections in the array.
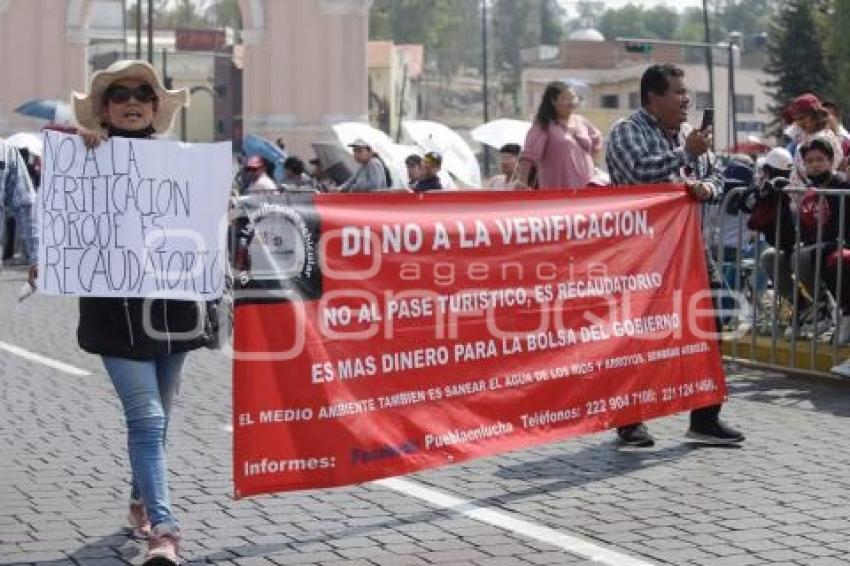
[{"xmin": 73, "ymin": 59, "xmax": 188, "ymax": 133}]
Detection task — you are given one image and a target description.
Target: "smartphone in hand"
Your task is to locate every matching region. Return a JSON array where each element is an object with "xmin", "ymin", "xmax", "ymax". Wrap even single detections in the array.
[{"xmin": 700, "ymin": 108, "xmax": 714, "ymax": 132}]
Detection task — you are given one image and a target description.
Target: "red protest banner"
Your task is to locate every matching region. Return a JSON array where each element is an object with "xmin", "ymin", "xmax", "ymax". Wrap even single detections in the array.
[{"xmin": 231, "ymin": 185, "xmax": 726, "ymax": 497}]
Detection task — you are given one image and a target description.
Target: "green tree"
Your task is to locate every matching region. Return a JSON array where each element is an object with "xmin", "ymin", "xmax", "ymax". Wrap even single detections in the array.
[
  {"xmin": 643, "ymin": 7, "xmax": 678, "ymax": 40},
  {"xmin": 597, "ymin": 6, "xmax": 650, "ymax": 40},
  {"xmin": 431, "ymin": 0, "xmax": 480, "ymax": 79},
  {"xmin": 539, "ymin": 0, "xmax": 564, "ymax": 45},
  {"xmin": 674, "ymin": 8, "xmax": 707, "ymax": 42},
  {"xmin": 491, "ymin": 0, "xmax": 540, "ymax": 101},
  {"xmin": 713, "ymin": 0, "xmax": 777, "ymax": 45},
  {"xmin": 368, "ymin": 0, "xmax": 481, "ymax": 81},
  {"xmin": 491, "ymin": 0, "xmax": 538, "ymax": 72},
  {"xmin": 763, "ymin": 0, "xmax": 831, "ymax": 128},
  {"xmin": 368, "ymin": 2, "xmax": 393, "ymax": 40},
  {"xmin": 206, "ymin": 0, "xmax": 242, "ymax": 32},
  {"xmin": 825, "ymin": 0, "xmax": 850, "ymax": 116}
]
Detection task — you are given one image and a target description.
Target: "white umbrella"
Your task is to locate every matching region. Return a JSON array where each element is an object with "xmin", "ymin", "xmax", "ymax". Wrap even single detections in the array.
[
  {"xmin": 6, "ymin": 132, "xmax": 43, "ymax": 157},
  {"xmin": 402, "ymin": 120, "xmax": 481, "ymax": 188},
  {"xmin": 471, "ymin": 119, "xmax": 531, "ymax": 150},
  {"xmin": 331, "ymin": 122, "xmax": 406, "ymax": 189}
]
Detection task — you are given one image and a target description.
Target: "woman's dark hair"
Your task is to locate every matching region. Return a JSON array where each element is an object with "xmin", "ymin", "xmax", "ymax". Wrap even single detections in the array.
[
  {"xmin": 640, "ymin": 64, "xmax": 685, "ymax": 106},
  {"xmin": 284, "ymin": 156, "xmax": 305, "ymax": 176},
  {"xmin": 534, "ymin": 81, "xmax": 576, "ymax": 127}
]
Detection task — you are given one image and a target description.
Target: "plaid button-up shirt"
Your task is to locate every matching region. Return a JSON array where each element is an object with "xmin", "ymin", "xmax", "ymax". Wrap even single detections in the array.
[
  {"xmin": 605, "ymin": 108, "xmax": 723, "ymax": 199},
  {"xmin": 1, "ymin": 140, "xmax": 37, "ymax": 262}
]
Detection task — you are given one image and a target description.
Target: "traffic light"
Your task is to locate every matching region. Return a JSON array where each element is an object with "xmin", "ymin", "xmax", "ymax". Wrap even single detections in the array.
[{"xmin": 624, "ymin": 42, "xmax": 653, "ymax": 55}]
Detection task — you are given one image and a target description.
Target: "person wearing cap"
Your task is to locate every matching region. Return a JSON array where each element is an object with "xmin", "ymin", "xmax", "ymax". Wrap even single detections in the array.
[
  {"xmin": 414, "ymin": 152, "xmax": 443, "ymax": 192},
  {"xmin": 487, "ymin": 143, "xmax": 522, "ymax": 190},
  {"xmin": 340, "ymin": 138, "xmax": 390, "ymax": 192},
  {"xmin": 786, "ymin": 93, "xmax": 843, "ymax": 184},
  {"xmin": 605, "ymin": 64, "xmax": 744, "ymax": 447},
  {"xmin": 243, "ymin": 154, "xmax": 279, "ymax": 195},
  {"xmin": 71, "ymin": 59, "xmax": 211, "ymax": 565}
]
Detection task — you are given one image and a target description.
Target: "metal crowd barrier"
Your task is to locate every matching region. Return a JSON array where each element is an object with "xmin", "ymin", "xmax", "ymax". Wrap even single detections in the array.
[{"xmin": 710, "ymin": 185, "xmax": 850, "ymax": 375}]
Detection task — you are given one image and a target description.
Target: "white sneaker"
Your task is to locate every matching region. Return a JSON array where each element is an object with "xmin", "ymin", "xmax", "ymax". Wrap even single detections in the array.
[
  {"xmin": 831, "ymin": 358, "xmax": 850, "ymax": 378},
  {"xmin": 785, "ymin": 301, "xmax": 834, "ymax": 339},
  {"xmin": 127, "ymin": 498, "xmax": 151, "ymax": 538},
  {"xmin": 143, "ymin": 523, "xmax": 181, "ymax": 565}
]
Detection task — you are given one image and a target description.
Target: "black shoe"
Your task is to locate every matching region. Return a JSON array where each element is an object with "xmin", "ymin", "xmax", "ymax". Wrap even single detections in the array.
[
  {"xmin": 685, "ymin": 420, "xmax": 745, "ymax": 445},
  {"xmin": 616, "ymin": 423, "xmax": 655, "ymax": 447}
]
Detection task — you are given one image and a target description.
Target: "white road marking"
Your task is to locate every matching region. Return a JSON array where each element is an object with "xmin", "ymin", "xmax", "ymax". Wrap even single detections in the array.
[
  {"xmin": 375, "ymin": 476, "xmax": 656, "ymax": 566},
  {"xmin": 0, "ymin": 340, "xmax": 91, "ymax": 376}
]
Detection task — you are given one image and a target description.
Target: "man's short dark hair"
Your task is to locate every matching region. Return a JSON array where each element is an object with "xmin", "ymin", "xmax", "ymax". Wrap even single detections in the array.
[
  {"xmin": 800, "ymin": 137, "xmax": 834, "ymax": 162},
  {"xmin": 499, "ymin": 143, "xmax": 521, "ymax": 156},
  {"xmin": 640, "ymin": 64, "xmax": 685, "ymax": 107},
  {"xmin": 284, "ymin": 156, "xmax": 305, "ymax": 176},
  {"xmin": 405, "ymin": 154, "xmax": 422, "ymax": 167}
]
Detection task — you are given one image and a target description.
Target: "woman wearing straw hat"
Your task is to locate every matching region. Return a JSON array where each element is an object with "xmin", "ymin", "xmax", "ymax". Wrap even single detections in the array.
[{"xmin": 72, "ymin": 59, "xmax": 202, "ymax": 566}]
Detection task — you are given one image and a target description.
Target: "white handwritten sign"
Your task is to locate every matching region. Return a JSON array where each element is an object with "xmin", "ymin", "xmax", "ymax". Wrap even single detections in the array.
[{"xmin": 37, "ymin": 131, "xmax": 232, "ymax": 299}]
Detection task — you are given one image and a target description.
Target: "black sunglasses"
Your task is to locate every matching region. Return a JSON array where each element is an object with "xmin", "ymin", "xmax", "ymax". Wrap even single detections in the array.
[{"xmin": 104, "ymin": 84, "xmax": 158, "ymax": 104}]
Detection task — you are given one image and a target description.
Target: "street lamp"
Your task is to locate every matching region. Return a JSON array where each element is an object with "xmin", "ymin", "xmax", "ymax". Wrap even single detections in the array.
[
  {"xmin": 133, "ymin": 0, "xmax": 153, "ymax": 62},
  {"xmin": 481, "ymin": 0, "xmax": 490, "ymax": 177},
  {"xmin": 727, "ymin": 32, "xmax": 743, "ymax": 150},
  {"xmin": 147, "ymin": 0, "xmax": 153, "ymax": 64},
  {"xmin": 702, "ymin": 0, "xmax": 715, "ymax": 141},
  {"xmin": 135, "ymin": 0, "xmax": 141, "ymax": 59}
]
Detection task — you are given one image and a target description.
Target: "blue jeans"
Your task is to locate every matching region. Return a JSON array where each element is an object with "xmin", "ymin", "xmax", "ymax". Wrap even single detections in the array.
[{"xmin": 103, "ymin": 353, "xmax": 187, "ymax": 529}]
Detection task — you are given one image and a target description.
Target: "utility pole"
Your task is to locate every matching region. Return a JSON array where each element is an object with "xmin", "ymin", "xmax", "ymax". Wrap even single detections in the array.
[
  {"xmin": 728, "ymin": 42, "xmax": 738, "ymax": 149},
  {"xmin": 122, "ymin": 0, "xmax": 127, "ymax": 58},
  {"xmin": 702, "ymin": 0, "xmax": 715, "ymax": 150},
  {"xmin": 482, "ymin": 0, "xmax": 490, "ymax": 178},
  {"xmin": 147, "ymin": 0, "xmax": 154, "ymax": 64},
  {"xmin": 135, "ymin": 0, "xmax": 141, "ymax": 59}
]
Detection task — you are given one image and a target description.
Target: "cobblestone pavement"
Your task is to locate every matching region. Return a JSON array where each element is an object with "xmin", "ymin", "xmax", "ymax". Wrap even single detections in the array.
[{"xmin": 2, "ymin": 264, "xmax": 850, "ymax": 566}]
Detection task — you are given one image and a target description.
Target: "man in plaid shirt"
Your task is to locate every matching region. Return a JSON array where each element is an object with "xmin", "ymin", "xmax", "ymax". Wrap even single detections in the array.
[
  {"xmin": 605, "ymin": 63, "xmax": 744, "ymax": 447},
  {"xmin": 1, "ymin": 139, "xmax": 37, "ymax": 282}
]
